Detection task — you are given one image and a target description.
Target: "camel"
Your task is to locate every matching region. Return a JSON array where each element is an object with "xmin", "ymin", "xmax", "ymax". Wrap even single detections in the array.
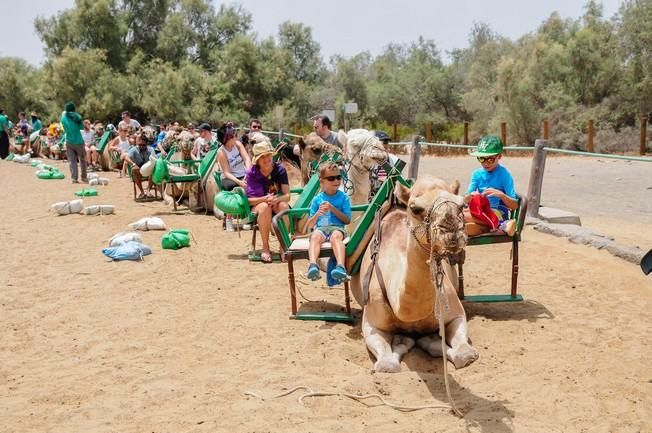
[
  {"xmin": 297, "ymin": 132, "xmax": 344, "ymax": 186},
  {"xmin": 349, "ymin": 175, "xmax": 478, "ymax": 373},
  {"xmin": 162, "ymin": 130, "xmax": 202, "ymax": 208}
]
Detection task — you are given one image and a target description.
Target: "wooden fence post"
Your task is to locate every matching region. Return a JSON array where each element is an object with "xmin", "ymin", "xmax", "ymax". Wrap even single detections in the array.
[
  {"xmin": 641, "ymin": 115, "xmax": 647, "ymax": 156},
  {"xmin": 543, "ymin": 120, "xmax": 550, "ymax": 140},
  {"xmin": 408, "ymin": 135, "xmax": 421, "ymax": 179},
  {"xmin": 463, "ymin": 122, "xmax": 469, "ymax": 145},
  {"xmin": 392, "ymin": 124, "xmax": 398, "ymax": 142},
  {"xmin": 527, "ymin": 139, "xmax": 547, "ymax": 219},
  {"xmin": 294, "ymin": 124, "xmax": 300, "ymax": 143},
  {"xmin": 587, "ymin": 119, "xmax": 594, "ymax": 153},
  {"xmin": 501, "ymin": 122, "xmax": 507, "ymax": 145},
  {"xmin": 425, "ymin": 122, "xmax": 433, "ymax": 142}
]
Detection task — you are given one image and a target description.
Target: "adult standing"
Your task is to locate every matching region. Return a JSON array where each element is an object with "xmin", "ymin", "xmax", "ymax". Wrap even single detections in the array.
[
  {"xmin": 118, "ymin": 111, "xmax": 141, "ymax": 133},
  {"xmin": 60, "ymin": 101, "xmax": 87, "ymax": 183},
  {"xmin": 293, "ymin": 114, "xmax": 343, "ymax": 156},
  {"xmin": 0, "ymin": 108, "xmax": 10, "ymax": 159},
  {"xmin": 31, "ymin": 112, "xmax": 42, "ymax": 133}
]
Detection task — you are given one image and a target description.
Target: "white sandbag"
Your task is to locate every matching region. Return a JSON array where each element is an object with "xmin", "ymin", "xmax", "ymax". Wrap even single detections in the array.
[
  {"xmin": 82, "ymin": 205, "xmax": 115, "ymax": 215},
  {"xmin": 51, "ymin": 199, "xmax": 84, "ymax": 215},
  {"xmin": 108, "ymin": 232, "xmax": 143, "ymax": 247},
  {"xmin": 88, "ymin": 177, "xmax": 109, "ymax": 186},
  {"xmin": 140, "ymin": 157, "xmax": 156, "ymax": 177},
  {"xmin": 87, "ymin": 173, "xmax": 100, "ymax": 180},
  {"xmin": 128, "ymin": 216, "xmax": 166, "ymax": 231},
  {"xmin": 13, "ymin": 153, "xmax": 31, "ymax": 163},
  {"xmin": 168, "ymin": 165, "xmax": 186, "ymax": 176}
]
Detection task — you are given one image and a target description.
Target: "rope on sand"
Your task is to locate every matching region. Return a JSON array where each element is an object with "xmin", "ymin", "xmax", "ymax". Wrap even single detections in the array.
[{"xmin": 244, "ymin": 386, "xmax": 453, "ymax": 412}]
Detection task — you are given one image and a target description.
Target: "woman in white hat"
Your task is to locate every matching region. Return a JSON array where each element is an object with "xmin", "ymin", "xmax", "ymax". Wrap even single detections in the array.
[{"xmin": 245, "ymin": 135, "xmax": 290, "ymax": 263}]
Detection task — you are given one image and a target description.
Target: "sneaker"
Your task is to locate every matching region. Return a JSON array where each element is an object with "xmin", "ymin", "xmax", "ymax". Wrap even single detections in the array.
[
  {"xmin": 225, "ymin": 218, "xmax": 235, "ymax": 232},
  {"xmin": 71, "ymin": 179, "xmax": 79, "ymax": 184},
  {"xmin": 500, "ymin": 219, "xmax": 517, "ymax": 237},
  {"xmin": 307, "ymin": 263, "xmax": 321, "ymax": 281},
  {"xmin": 330, "ymin": 264, "xmax": 349, "ymax": 283},
  {"xmin": 80, "ymin": 178, "xmax": 88, "ymax": 184}
]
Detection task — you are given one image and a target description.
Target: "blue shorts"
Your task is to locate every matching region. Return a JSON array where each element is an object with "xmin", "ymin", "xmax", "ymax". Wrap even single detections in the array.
[{"xmin": 314, "ymin": 225, "xmax": 347, "ymax": 241}]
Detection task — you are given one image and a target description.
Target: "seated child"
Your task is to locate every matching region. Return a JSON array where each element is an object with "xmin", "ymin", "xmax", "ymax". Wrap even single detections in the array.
[
  {"xmin": 306, "ymin": 162, "xmax": 352, "ymax": 283},
  {"xmin": 464, "ymin": 135, "xmax": 518, "ymax": 237}
]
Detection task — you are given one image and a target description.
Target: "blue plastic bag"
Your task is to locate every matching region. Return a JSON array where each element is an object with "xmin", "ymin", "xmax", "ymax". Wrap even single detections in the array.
[{"xmin": 102, "ymin": 241, "xmax": 152, "ymax": 261}]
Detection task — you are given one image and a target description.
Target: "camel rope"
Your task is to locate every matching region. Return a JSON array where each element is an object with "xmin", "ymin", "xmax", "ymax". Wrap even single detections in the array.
[{"xmin": 244, "ymin": 386, "xmax": 451, "ymax": 412}]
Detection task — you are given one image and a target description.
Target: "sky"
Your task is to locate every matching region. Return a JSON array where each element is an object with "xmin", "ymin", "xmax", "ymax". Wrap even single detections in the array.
[{"xmin": 0, "ymin": 0, "xmax": 623, "ymax": 66}]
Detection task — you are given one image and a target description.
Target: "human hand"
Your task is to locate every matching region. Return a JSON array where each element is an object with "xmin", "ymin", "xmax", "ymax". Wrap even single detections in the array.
[
  {"xmin": 482, "ymin": 188, "xmax": 503, "ymax": 198},
  {"xmin": 239, "ymin": 180, "xmax": 247, "ymax": 188},
  {"xmin": 319, "ymin": 202, "xmax": 332, "ymax": 212}
]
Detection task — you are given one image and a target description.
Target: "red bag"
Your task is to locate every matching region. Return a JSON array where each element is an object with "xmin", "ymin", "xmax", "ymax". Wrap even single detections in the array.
[{"xmin": 468, "ymin": 194, "xmax": 499, "ymax": 230}]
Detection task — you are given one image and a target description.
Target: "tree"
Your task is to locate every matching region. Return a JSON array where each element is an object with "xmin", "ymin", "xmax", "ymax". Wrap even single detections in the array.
[{"xmin": 278, "ymin": 22, "xmax": 324, "ymax": 84}]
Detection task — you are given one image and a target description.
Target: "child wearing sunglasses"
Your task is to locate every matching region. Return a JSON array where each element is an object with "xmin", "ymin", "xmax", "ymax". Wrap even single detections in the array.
[
  {"xmin": 464, "ymin": 135, "xmax": 518, "ymax": 236},
  {"xmin": 306, "ymin": 162, "xmax": 352, "ymax": 283}
]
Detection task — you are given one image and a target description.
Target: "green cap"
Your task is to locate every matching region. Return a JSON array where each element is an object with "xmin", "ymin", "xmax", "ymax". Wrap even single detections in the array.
[{"xmin": 470, "ymin": 135, "xmax": 503, "ymax": 156}]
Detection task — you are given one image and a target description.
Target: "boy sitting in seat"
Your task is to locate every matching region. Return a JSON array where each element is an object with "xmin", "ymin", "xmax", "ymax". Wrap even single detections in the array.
[
  {"xmin": 464, "ymin": 135, "xmax": 517, "ymax": 237},
  {"xmin": 306, "ymin": 162, "xmax": 352, "ymax": 283}
]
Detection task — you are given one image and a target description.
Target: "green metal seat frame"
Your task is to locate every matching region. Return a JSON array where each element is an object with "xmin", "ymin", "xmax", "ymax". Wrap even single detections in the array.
[
  {"xmin": 458, "ymin": 194, "xmax": 528, "ymax": 303},
  {"xmin": 164, "ymin": 147, "xmax": 218, "ymax": 211},
  {"xmin": 272, "ymin": 159, "xmax": 409, "ymax": 322}
]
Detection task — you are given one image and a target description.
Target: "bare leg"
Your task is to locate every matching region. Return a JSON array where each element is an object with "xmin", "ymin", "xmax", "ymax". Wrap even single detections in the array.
[
  {"xmin": 308, "ymin": 231, "xmax": 325, "ymax": 263},
  {"xmin": 254, "ymin": 202, "xmax": 272, "ymax": 255},
  {"xmin": 464, "ymin": 209, "xmax": 490, "ymax": 236},
  {"xmin": 133, "ymin": 167, "xmax": 145, "ymax": 195},
  {"xmin": 330, "ymin": 230, "xmax": 346, "ymax": 266}
]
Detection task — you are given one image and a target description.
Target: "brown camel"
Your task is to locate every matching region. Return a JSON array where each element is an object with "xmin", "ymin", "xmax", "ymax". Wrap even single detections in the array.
[{"xmin": 349, "ymin": 175, "xmax": 478, "ymax": 372}]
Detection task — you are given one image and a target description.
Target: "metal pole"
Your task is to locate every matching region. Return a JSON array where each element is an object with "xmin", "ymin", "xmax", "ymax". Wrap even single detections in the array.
[
  {"xmin": 587, "ymin": 119, "xmax": 594, "ymax": 153},
  {"xmin": 641, "ymin": 115, "xmax": 647, "ymax": 156},
  {"xmin": 526, "ymin": 139, "xmax": 547, "ymax": 219},
  {"xmin": 408, "ymin": 135, "xmax": 421, "ymax": 179}
]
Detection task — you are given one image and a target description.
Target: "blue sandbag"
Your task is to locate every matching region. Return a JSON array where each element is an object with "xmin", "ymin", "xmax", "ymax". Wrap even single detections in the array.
[{"xmin": 102, "ymin": 241, "xmax": 152, "ymax": 261}]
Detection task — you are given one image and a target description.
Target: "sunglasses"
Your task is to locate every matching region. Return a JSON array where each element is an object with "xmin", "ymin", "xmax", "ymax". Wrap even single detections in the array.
[
  {"xmin": 251, "ymin": 125, "xmax": 261, "ymax": 130},
  {"xmin": 322, "ymin": 175, "xmax": 342, "ymax": 182},
  {"xmin": 477, "ymin": 156, "xmax": 497, "ymax": 164}
]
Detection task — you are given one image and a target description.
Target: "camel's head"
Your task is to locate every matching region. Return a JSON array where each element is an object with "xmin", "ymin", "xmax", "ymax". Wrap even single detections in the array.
[
  {"xmin": 177, "ymin": 130, "xmax": 195, "ymax": 158},
  {"xmin": 395, "ymin": 175, "xmax": 467, "ymax": 257},
  {"xmin": 93, "ymin": 123, "xmax": 105, "ymax": 137},
  {"xmin": 343, "ymin": 129, "xmax": 388, "ymax": 171},
  {"xmin": 141, "ymin": 125, "xmax": 157, "ymax": 143},
  {"xmin": 298, "ymin": 132, "xmax": 343, "ymax": 182}
]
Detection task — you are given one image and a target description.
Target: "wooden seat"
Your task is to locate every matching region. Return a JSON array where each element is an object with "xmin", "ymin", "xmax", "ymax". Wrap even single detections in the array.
[{"xmin": 457, "ymin": 194, "xmax": 528, "ymax": 302}]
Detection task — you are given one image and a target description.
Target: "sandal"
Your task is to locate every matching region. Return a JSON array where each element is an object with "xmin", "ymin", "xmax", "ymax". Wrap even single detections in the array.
[{"xmin": 260, "ymin": 251, "xmax": 273, "ymax": 263}]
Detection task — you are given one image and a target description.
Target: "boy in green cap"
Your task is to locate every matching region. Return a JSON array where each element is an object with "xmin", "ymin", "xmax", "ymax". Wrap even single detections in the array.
[{"xmin": 464, "ymin": 135, "xmax": 517, "ymax": 236}]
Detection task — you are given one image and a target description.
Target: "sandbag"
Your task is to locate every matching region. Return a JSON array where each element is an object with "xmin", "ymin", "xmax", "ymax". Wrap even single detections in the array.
[
  {"xmin": 102, "ymin": 241, "xmax": 152, "ymax": 261},
  {"xmin": 82, "ymin": 205, "xmax": 115, "ymax": 215},
  {"xmin": 5, "ymin": 153, "xmax": 15, "ymax": 161},
  {"xmin": 37, "ymin": 167, "xmax": 65, "ymax": 179},
  {"xmin": 88, "ymin": 177, "xmax": 109, "ymax": 186},
  {"xmin": 128, "ymin": 216, "xmax": 166, "ymax": 231},
  {"xmin": 161, "ymin": 229, "xmax": 191, "ymax": 250},
  {"xmin": 109, "ymin": 232, "xmax": 143, "ymax": 247},
  {"xmin": 151, "ymin": 158, "xmax": 169, "ymax": 185},
  {"xmin": 75, "ymin": 188, "xmax": 98, "ymax": 197},
  {"xmin": 30, "ymin": 131, "xmax": 40, "ymax": 144},
  {"xmin": 140, "ymin": 155, "xmax": 157, "ymax": 177},
  {"xmin": 13, "ymin": 153, "xmax": 30, "ymax": 163},
  {"xmin": 51, "ymin": 199, "xmax": 84, "ymax": 215},
  {"xmin": 214, "ymin": 190, "xmax": 249, "ymax": 217},
  {"xmin": 87, "ymin": 173, "xmax": 99, "ymax": 180},
  {"xmin": 30, "ymin": 159, "xmax": 43, "ymax": 167}
]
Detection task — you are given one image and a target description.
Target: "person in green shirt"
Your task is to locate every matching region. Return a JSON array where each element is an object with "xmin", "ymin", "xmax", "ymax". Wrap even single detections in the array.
[
  {"xmin": 31, "ymin": 112, "xmax": 42, "ymax": 133},
  {"xmin": 0, "ymin": 108, "xmax": 10, "ymax": 159},
  {"xmin": 60, "ymin": 101, "xmax": 87, "ymax": 183}
]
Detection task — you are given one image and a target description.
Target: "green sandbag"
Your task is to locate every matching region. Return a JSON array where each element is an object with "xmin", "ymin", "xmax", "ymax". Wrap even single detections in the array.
[
  {"xmin": 5, "ymin": 153, "xmax": 15, "ymax": 161},
  {"xmin": 37, "ymin": 170, "xmax": 65, "ymax": 179},
  {"xmin": 151, "ymin": 158, "xmax": 170, "ymax": 185},
  {"xmin": 214, "ymin": 190, "xmax": 248, "ymax": 217},
  {"xmin": 74, "ymin": 188, "xmax": 98, "ymax": 197},
  {"xmin": 161, "ymin": 229, "xmax": 191, "ymax": 250}
]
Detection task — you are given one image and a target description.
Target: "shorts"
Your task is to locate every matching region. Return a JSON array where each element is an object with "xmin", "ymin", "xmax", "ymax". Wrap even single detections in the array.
[
  {"xmin": 492, "ymin": 208, "xmax": 508, "ymax": 222},
  {"xmin": 314, "ymin": 225, "xmax": 347, "ymax": 241}
]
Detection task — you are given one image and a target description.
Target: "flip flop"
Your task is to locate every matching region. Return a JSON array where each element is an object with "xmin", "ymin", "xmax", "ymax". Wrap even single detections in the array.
[
  {"xmin": 641, "ymin": 249, "xmax": 652, "ymax": 276},
  {"xmin": 260, "ymin": 251, "xmax": 273, "ymax": 264}
]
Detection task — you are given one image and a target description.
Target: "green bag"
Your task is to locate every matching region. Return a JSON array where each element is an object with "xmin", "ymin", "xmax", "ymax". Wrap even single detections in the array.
[
  {"xmin": 5, "ymin": 152, "xmax": 15, "ymax": 161},
  {"xmin": 214, "ymin": 190, "xmax": 248, "ymax": 218},
  {"xmin": 74, "ymin": 188, "xmax": 98, "ymax": 197},
  {"xmin": 161, "ymin": 229, "xmax": 191, "ymax": 250},
  {"xmin": 37, "ymin": 169, "xmax": 65, "ymax": 179},
  {"xmin": 152, "ymin": 158, "xmax": 170, "ymax": 185}
]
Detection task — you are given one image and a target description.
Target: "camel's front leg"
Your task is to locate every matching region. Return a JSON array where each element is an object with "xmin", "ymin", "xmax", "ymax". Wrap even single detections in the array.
[
  {"xmin": 362, "ymin": 313, "xmax": 414, "ymax": 373},
  {"xmin": 444, "ymin": 317, "xmax": 478, "ymax": 369}
]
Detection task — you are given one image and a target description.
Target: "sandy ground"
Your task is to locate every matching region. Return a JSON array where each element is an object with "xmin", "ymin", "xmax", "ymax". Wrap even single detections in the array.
[{"xmin": 1, "ymin": 155, "xmax": 651, "ymax": 433}]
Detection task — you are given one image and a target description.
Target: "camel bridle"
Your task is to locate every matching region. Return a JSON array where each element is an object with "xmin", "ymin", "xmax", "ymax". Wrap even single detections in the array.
[{"xmin": 407, "ymin": 197, "xmax": 466, "ymax": 258}]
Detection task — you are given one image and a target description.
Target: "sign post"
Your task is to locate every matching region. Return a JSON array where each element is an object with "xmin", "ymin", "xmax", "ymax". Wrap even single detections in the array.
[{"xmin": 343, "ymin": 102, "xmax": 358, "ymax": 132}]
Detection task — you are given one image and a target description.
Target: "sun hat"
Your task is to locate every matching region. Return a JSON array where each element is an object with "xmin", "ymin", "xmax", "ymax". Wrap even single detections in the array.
[
  {"xmin": 252, "ymin": 140, "xmax": 275, "ymax": 164},
  {"xmin": 470, "ymin": 135, "xmax": 503, "ymax": 157}
]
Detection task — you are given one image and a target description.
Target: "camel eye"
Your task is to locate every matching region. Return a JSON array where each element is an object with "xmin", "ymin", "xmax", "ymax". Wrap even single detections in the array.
[{"xmin": 409, "ymin": 203, "xmax": 425, "ymax": 217}]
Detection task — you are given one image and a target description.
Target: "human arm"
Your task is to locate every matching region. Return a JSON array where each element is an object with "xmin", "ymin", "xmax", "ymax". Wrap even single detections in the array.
[
  {"xmin": 237, "ymin": 141, "xmax": 251, "ymax": 169},
  {"xmin": 481, "ymin": 188, "xmax": 517, "ymax": 210},
  {"xmin": 305, "ymin": 197, "xmax": 323, "ymax": 230}
]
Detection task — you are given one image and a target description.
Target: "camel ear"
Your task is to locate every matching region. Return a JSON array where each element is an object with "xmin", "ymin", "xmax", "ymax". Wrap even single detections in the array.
[
  {"xmin": 394, "ymin": 182, "xmax": 411, "ymax": 206},
  {"xmin": 450, "ymin": 180, "xmax": 460, "ymax": 195},
  {"xmin": 299, "ymin": 137, "xmax": 306, "ymax": 150},
  {"xmin": 337, "ymin": 130, "xmax": 348, "ymax": 148}
]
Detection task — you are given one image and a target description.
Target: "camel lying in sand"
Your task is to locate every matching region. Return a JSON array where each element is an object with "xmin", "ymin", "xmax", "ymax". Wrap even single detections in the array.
[{"xmin": 350, "ymin": 175, "xmax": 478, "ymax": 372}]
